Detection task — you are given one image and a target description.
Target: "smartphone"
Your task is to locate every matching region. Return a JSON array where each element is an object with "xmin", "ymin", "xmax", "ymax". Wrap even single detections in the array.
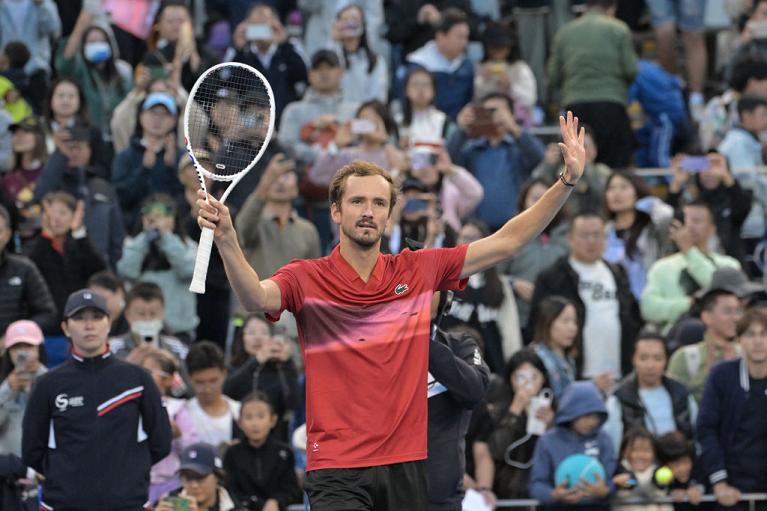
[
  {"xmin": 162, "ymin": 496, "xmax": 191, "ymax": 511},
  {"xmin": 147, "ymin": 65, "xmax": 170, "ymax": 81},
  {"xmin": 750, "ymin": 20, "xmax": 767, "ymax": 39},
  {"xmin": 526, "ymin": 389, "xmax": 553, "ymax": 436},
  {"xmin": 679, "ymin": 155, "xmax": 710, "ymax": 173},
  {"xmin": 403, "ymin": 198, "xmax": 428, "ymax": 215},
  {"xmin": 246, "ymin": 24, "xmax": 273, "ymax": 41},
  {"xmin": 341, "ymin": 21, "xmax": 363, "ymax": 37},
  {"xmin": 469, "ymin": 106, "xmax": 498, "ymax": 139},
  {"xmin": 351, "ymin": 118, "xmax": 376, "ymax": 135},
  {"xmin": 15, "ymin": 351, "xmax": 28, "ymax": 371},
  {"xmin": 410, "ymin": 150, "xmax": 437, "ymax": 170}
]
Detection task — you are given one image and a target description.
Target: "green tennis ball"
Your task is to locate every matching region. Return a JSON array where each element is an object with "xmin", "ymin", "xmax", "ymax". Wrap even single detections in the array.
[{"xmin": 655, "ymin": 466, "xmax": 673, "ymax": 486}]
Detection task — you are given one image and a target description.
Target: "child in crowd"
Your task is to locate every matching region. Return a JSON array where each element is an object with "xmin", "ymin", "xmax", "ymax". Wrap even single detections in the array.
[
  {"xmin": 613, "ymin": 427, "xmax": 672, "ymax": 511},
  {"xmin": 529, "ymin": 381, "xmax": 616, "ymax": 508},
  {"xmin": 654, "ymin": 431, "xmax": 703, "ymax": 510},
  {"xmin": 223, "ymin": 392, "xmax": 302, "ymax": 511}
]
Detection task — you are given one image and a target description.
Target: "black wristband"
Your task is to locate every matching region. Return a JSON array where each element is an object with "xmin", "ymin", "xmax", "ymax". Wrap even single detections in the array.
[{"xmin": 559, "ymin": 171, "xmax": 575, "ymax": 187}]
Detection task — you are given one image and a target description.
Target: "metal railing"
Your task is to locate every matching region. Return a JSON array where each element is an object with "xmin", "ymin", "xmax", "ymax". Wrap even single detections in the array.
[{"xmin": 287, "ymin": 492, "xmax": 767, "ymax": 511}]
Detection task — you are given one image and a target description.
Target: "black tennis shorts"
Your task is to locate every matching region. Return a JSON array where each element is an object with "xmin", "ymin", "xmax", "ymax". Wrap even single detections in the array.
[{"xmin": 304, "ymin": 460, "xmax": 428, "ymax": 511}]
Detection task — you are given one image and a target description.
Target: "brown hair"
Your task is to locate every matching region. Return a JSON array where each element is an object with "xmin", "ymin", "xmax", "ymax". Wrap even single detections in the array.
[
  {"xmin": 328, "ymin": 160, "xmax": 399, "ymax": 213},
  {"xmin": 43, "ymin": 190, "xmax": 77, "ymax": 211},
  {"xmin": 737, "ymin": 308, "xmax": 767, "ymax": 337}
]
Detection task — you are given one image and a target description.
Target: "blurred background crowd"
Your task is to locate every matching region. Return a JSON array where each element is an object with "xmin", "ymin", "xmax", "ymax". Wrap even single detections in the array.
[{"xmin": 1, "ymin": 0, "xmax": 767, "ymax": 509}]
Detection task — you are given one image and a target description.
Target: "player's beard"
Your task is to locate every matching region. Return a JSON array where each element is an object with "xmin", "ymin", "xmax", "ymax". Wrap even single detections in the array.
[{"xmin": 343, "ymin": 220, "xmax": 383, "ymax": 248}]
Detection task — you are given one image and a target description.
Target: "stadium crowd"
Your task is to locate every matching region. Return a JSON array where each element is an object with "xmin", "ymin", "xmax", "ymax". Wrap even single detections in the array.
[{"xmin": 0, "ymin": 0, "xmax": 767, "ymax": 509}]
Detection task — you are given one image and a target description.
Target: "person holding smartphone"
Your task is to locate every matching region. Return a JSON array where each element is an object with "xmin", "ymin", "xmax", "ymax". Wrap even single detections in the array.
[
  {"xmin": 0, "ymin": 320, "xmax": 46, "ymax": 458},
  {"xmin": 230, "ymin": 4, "xmax": 307, "ymax": 127}
]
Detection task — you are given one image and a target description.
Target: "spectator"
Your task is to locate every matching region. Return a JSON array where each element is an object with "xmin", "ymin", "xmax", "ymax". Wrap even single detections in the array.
[
  {"xmin": 117, "ymin": 193, "xmax": 197, "ymax": 339},
  {"xmin": 0, "ymin": 76, "xmax": 31, "ymax": 124},
  {"xmin": 155, "ymin": 442, "xmax": 236, "ymax": 511},
  {"xmin": 2, "ymin": 116, "xmax": 48, "ymax": 238},
  {"xmin": 666, "ymin": 152, "xmax": 752, "ymax": 262},
  {"xmin": 449, "ymin": 92, "xmax": 545, "ymax": 231},
  {"xmin": 668, "ymin": 289, "xmax": 742, "ymax": 404},
  {"xmin": 112, "ymin": 92, "xmax": 184, "ymax": 230},
  {"xmin": 629, "ymin": 56, "xmax": 691, "ymax": 169},
  {"xmin": 223, "ymin": 392, "xmax": 302, "ymax": 510},
  {"xmin": 0, "ymin": 320, "xmax": 46, "ymax": 457},
  {"xmin": 603, "ymin": 172, "xmax": 674, "ymax": 299},
  {"xmin": 612, "ymin": 427, "xmax": 672, "ymax": 511},
  {"xmin": 176, "ymin": 342, "xmax": 241, "ymax": 449},
  {"xmin": 236, "ymin": 154, "xmax": 321, "ymax": 281},
  {"xmin": 127, "ymin": 345, "xmax": 187, "ymax": 504},
  {"xmin": 700, "ymin": 57, "xmax": 767, "ymax": 151},
  {"xmin": 57, "ymin": 9, "xmax": 132, "ymax": 157},
  {"xmin": 405, "ymin": 8, "xmax": 473, "ymax": 120},
  {"xmin": 224, "ymin": 323, "xmax": 298, "ymax": 441},
  {"xmin": 230, "ymin": 3, "xmax": 307, "ymax": 126},
  {"xmin": 726, "ymin": 0, "xmax": 767, "ymax": 82},
  {"xmin": 646, "ymin": 0, "xmax": 707, "ymax": 120},
  {"xmin": 229, "ymin": 315, "xmax": 272, "ymax": 370},
  {"xmin": 528, "ymin": 381, "xmax": 616, "ymax": 507},
  {"xmin": 488, "ymin": 349, "xmax": 554, "ymax": 499},
  {"xmin": 440, "ymin": 219, "xmax": 520, "ymax": 373},
  {"xmin": 0, "ymin": 41, "xmax": 37, "ymax": 112},
  {"xmin": 696, "ymin": 308, "xmax": 767, "ymax": 508},
  {"xmin": 605, "ymin": 332, "xmax": 698, "ymax": 453},
  {"xmin": 33, "ymin": 123, "xmax": 125, "ymax": 268},
  {"xmin": 528, "ymin": 296, "xmax": 579, "ymax": 401},
  {"xmin": 405, "ymin": 146, "xmax": 483, "ymax": 233},
  {"xmin": 88, "ymin": 270, "xmax": 129, "ymax": 337},
  {"xmin": 109, "ymin": 281, "xmax": 189, "ymax": 361},
  {"xmin": 143, "ymin": 0, "xmax": 216, "ymax": 93},
  {"xmin": 533, "ymin": 126, "xmax": 611, "ymax": 220},
  {"xmin": 653, "ymin": 431, "xmax": 704, "ymax": 508},
  {"xmin": 22, "ymin": 289, "xmax": 171, "ymax": 510},
  {"xmin": 0, "ymin": 0, "xmax": 60, "ymax": 78},
  {"xmin": 308, "ymin": 100, "xmax": 406, "ymax": 190},
  {"xmin": 548, "ymin": 0, "xmax": 638, "ymax": 168},
  {"xmin": 503, "ymin": 179, "xmax": 569, "ymax": 328},
  {"xmin": 300, "ymin": 0, "xmax": 385, "ymax": 59},
  {"xmin": 385, "ymin": 0, "xmax": 475, "ymax": 57},
  {"xmin": 530, "ymin": 212, "xmax": 642, "ymax": 391},
  {"xmin": 278, "ymin": 49, "xmax": 358, "ymax": 166},
  {"xmin": 428, "ymin": 308, "xmax": 491, "ymax": 510},
  {"xmin": 641, "ymin": 201, "xmax": 741, "ymax": 334},
  {"xmin": 719, "ymin": 96, "xmax": 767, "ymax": 172},
  {"xmin": 25, "ymin": 191, "xmax": 106, "ymax": 330},
  {"xmin": 474, "ymin": 21, "xmax": 537, "ymax": 126},
  {"xmin": 42, "ymin": 78, "xmax": 106, "ymax": 172},
  {"xmin": 395, "ymin": 67, "xmax": 456, "ymax": 147},
  {"xmin": 111, "ymin": 73, "xmax": 187, "ymax": 153},
  {"xmin": 0, "ymin": 204, "xmax": 56, "ymax": 334}
]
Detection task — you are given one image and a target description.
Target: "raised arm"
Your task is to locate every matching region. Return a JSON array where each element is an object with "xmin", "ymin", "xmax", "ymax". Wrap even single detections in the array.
[
  {"xmin": 461, "ymin": 112, "xmax": 585, "ymax": 278},
  {"xmin": 196, "ymin": 190, "xmax": 282, "ymax": 312}
]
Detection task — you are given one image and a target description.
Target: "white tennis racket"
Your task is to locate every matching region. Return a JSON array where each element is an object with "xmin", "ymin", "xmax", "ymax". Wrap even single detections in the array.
[{"xmin": 185, "ymin": 62, "xmax": 275, "ymax": 294}]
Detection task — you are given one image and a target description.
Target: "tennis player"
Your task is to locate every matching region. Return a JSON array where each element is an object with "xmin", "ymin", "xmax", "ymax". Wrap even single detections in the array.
[{"xmin": 196, "ymin": 113, "xmax": 586, "ymax": 510}]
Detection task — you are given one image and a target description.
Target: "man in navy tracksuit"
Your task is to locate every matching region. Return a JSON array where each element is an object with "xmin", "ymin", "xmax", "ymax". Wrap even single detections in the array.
[
  {"xmin": 427, "ymin": 291, "xmax": 491, "ymax": 510},
  {"xmin": 22, "ymin": 289, "xmax": 172, "ymax": 510},
  {"xmin": 697, "ymin": 308, "xmax": 767, "ymax": 510}
]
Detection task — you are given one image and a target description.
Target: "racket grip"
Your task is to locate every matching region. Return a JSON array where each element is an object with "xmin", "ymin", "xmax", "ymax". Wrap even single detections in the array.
[{"xmin": 189, "ymin": 227, "xmax": 215, "ymax": 294}]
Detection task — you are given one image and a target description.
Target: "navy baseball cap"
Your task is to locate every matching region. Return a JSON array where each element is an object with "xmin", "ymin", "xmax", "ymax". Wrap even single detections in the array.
[
  {"xmin": 63, "ymin": 289, "xmax": 109, "ymax": 318},
  {"xmin": 178, "ymin": 443, "xmax": 222, "ymax": 476}
]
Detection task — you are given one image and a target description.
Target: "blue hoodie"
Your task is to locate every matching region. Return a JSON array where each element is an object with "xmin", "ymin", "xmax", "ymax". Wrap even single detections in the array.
[{"xmin": 528, "ymin": 381, "xmax": 616, "ymax": 506}]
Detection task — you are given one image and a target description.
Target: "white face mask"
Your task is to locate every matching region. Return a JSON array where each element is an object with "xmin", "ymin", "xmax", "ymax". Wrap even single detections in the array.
[
  {"xmin": 84, "ymin": 41, "xmax": 112, "ymax": 64},
  {"xmin": 132, "ymin": 319, "xmax": 163, "ymax": 340}
]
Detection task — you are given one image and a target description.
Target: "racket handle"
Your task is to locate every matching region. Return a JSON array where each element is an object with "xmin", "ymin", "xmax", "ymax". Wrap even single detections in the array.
[{"xmin": 190, "ymin": 227, "xmax": 215, "ymax": 294}]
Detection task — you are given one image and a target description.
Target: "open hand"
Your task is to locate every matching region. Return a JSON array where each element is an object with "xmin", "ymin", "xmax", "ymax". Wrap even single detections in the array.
[{"xmin": 558, "ymin": 111, "xmax": 585, "ymax": 183}]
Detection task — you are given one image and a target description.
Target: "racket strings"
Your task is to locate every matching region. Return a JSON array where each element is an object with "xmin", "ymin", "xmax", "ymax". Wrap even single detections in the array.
[{"xmin": 188, "ymin": 67, "xmax": 271, "ymax": 178}]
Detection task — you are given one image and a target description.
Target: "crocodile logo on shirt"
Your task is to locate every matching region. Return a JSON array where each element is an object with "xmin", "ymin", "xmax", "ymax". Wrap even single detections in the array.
[{"xmin": 394, "ymin": 283, "xmax": 409, "ymax": 295}]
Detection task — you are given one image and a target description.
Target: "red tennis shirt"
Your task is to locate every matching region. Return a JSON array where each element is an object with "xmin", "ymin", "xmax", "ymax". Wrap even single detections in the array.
[{"xmin": 267, "ymin": 244, "xmax": 468, "ymax": 471}]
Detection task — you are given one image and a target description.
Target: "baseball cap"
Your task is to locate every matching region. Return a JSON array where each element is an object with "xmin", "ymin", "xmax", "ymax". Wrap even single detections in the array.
[
  {"xmin": 696, "ymin": 267, "xmax": 763, "ymax": 299},
  {"xmin": 142, "ymin": 92, "xmax": 178, "ymax": 116},
  {"xmin": 311, "ymin": 49, "xmax": 340, "ymax": 69},
  {"xmin": 178, "ymin": 442, "xmax": 222, "ymax": 476},
  {"xmin": 4, "ymin": 320, "xmax": 43, "ymax": 348},
  {"xmin": 9, "ymin": 116, "xmax": 43, "ymax": 134},
  {"xmin": 63, "ymin": 289, "xmax": 109, "ymax": 318}
]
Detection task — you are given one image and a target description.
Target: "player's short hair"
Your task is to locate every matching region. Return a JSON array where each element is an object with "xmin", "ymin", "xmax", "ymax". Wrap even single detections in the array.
[
  {"xmin": 126, "ymin": 281, "xmax": 165, "ymax": 307},
  {"xmin": 329, "ymin": 159, "xmax": 399, "ymax": 214}
]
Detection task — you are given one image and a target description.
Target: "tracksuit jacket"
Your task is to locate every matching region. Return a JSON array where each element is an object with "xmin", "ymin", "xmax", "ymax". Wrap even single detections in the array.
[{"xmin": 21, "ymin": 350, "xmax": 172, "ymax": 510}]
